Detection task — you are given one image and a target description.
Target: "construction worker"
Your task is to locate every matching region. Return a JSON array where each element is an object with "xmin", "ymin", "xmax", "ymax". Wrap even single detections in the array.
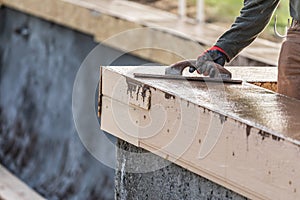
[{"xmin": 172, "ymin": 0, "xmax": 300, "ymax": 100}]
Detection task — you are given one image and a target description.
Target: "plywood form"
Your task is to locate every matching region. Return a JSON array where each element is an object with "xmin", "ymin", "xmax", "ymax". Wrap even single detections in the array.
[
  {"xmin": 2, "ymin": 0, "xmax": 281, "ymax": 65},
  {"xmin": 99, "ymin": 66, "xmax": 300, "ymax": 200},
  {"xmin": 226, "ymin": 66, "xmax": 277, "ymax": 91},
  {"xmin": 0, "ymin": 165, "xmax": 45, "ymax": 200}
]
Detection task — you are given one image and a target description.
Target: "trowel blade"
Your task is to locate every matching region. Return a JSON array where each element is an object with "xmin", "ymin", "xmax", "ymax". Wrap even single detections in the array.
[{"xmin": 133, "ymin": 73, "xmax": 242, "ymax": 84}]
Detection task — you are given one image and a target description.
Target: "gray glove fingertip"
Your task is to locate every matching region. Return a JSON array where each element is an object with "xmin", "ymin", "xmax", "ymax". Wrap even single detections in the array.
[{"xmin": 209, "ymin": 68, "xmax": 216, "ymax": 78}]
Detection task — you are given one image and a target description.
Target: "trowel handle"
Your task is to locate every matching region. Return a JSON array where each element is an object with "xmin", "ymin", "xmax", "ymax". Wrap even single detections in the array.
[
  {"xmin": 165, "ymin": 59, "xmax": 197, "ymax": 75},
  {"xmin": 213, "ymin": 63, "xmax": 232, "ymax": 79}
]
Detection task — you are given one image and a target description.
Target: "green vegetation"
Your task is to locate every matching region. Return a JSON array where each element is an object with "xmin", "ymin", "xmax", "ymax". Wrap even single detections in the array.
[
  {"xmin": 204, "ymin": 0, "xmax": 243, "ymax": 23},
  {"xmin": 202, "ymin": 0, "xmax": 290, "ymax": 41},
  {"xmin": 134, "ymin": 0, "xmax": 290, "ymax": 41}
]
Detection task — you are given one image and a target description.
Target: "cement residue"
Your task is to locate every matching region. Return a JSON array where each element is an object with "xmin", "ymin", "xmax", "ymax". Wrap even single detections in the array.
[
  {"xmin": 115, "ymin": 139, "xmax": 248, "ymax": 200},
  {"xmin": 119, "ymin": 154, "xmax": 128, "ymax": 200}
]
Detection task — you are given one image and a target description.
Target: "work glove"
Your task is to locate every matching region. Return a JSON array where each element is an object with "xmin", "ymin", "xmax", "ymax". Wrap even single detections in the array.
[
  {"xmin": 166, "ymin": 46, "xmax": 231, "ymax": 78},
  {"xmin": 189, "ymin": 46, "xmax": 229, "ymax": 77}
]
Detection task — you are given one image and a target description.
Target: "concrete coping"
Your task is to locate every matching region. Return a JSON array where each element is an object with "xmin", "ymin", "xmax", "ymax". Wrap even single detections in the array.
[{"xmin": 99, "ymin": 65, "xmax": 300, "ymax": 200}]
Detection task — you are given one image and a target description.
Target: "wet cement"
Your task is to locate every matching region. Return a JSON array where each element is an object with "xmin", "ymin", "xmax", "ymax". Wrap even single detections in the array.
[{"xmin": 108, "ymin": 65, "xmax": 300, "ymax": 143}]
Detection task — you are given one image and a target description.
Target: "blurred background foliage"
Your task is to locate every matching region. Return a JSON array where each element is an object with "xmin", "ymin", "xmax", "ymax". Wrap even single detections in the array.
[
  {"xmin": 202, "ymin": 0, "xmax": 290, "ymax": 41},
  {"xmin": 132, "ymin": 0, "xmax": 290, "ymax": 42}
]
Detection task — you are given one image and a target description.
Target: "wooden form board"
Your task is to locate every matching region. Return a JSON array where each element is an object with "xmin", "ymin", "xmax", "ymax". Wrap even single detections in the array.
[
  {"xmin": 226, "ymin": 66, "xmax": 277, "ymax": 91},
  {"xmin": 99, "ymin": 66, "xmax": 300, "ymax": 200},
  {"xmin": 1, "ymin": 0, "xmax": 281, "ymax": 66},
  {"xmin": 0, "ymin": 165, "xmax": 45, "ymax": 200}
]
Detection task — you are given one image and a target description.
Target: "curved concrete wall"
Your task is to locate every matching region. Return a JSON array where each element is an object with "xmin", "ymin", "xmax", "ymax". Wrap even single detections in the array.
[{"xmin": 0, "ymin": 7, "xmax": 148, "ymax": 199}]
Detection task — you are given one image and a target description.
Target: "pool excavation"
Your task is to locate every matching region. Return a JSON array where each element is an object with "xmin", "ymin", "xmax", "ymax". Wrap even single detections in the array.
[{"xmin": 0, "ymin": 0, "xmax": 298, "ymax": 200}]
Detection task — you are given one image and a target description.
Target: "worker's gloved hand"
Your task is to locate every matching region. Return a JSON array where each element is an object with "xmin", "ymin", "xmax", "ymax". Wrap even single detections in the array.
[{"xmin": 190, "ymin": 46, "xmax": 229, "ymax": 77}]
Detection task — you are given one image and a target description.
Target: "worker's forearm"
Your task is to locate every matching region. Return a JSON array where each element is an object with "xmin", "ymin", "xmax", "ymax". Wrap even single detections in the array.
[{"xmin": 215, "ymin": 0, "xmax": 280, "ymax": 61}]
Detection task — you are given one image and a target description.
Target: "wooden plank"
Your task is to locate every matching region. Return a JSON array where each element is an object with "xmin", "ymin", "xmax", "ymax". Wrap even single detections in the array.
[
  {"xmin": 0, "ymin": 165, "xmax": 45, "ymax": 200},
  {"xmin": 101, "ymin": 96, "xmax": 140, "ymax": 146},
  {"xmin": 100, "ymin": 66, "xmax": 300, "ymax": 200},
  {"xmin": 226, "ymin": 66, "xmax": 277, "ymax": 91},
  {"xmin": 226, "ymin": 66, "xmax": 277, "ymax": 83},
  {"xmin": 1, "ymin": 0, "xmax": 281, "ymax": 66}
]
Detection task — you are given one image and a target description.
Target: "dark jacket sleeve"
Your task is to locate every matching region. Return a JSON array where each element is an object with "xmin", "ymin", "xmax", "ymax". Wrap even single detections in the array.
[{"xmin": 215, "ymin": 0, "xmax": 280, "ymax": 61}]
